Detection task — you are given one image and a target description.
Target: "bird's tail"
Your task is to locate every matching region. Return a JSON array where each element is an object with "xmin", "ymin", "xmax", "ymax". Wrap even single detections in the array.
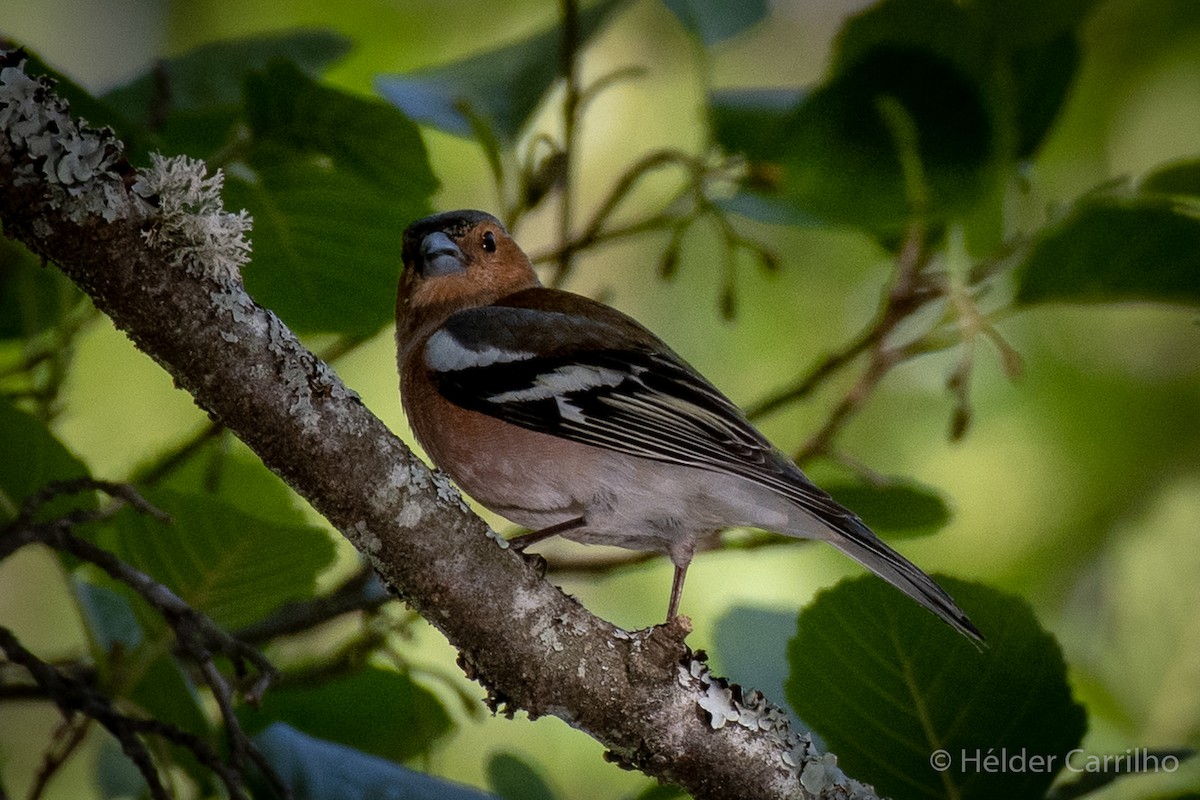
[{"xmin": 826, "ymin": 517, "xmax": 985, "ymax": 646}]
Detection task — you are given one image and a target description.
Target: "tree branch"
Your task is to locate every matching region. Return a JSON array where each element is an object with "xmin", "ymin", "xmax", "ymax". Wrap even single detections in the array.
[{"xmin": 0, "ymin": 53, "xmax": 877, "ymax": 800}]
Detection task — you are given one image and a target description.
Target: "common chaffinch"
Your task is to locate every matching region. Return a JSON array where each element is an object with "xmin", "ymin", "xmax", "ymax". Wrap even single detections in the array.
[{"xmin": 397, "ymin": 209, "xmax": 982, "ymax": 642}]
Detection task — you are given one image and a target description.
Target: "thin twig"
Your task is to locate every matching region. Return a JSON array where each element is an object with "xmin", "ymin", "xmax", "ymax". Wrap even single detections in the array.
[
  {"xmin": 27, "ymin": 716, "xmax": 90, "ymax": 800},
  {"xmin": 0, "ymin": 625, "xmax": 173, "ymax": 800},
  {"xmin": 233, "ymin": 564, "xmax": 386, "ymax": 645},
  {"xmin": 553, "ymin": 0, "xmax": 583, "ymax": 285},
  {"xmin": 789, "ymin": 219, "xmax": 933, "ymax": 464},
  {"xmin": 3, "ymin": 482, "xmax": 287, "ymax": 798}
]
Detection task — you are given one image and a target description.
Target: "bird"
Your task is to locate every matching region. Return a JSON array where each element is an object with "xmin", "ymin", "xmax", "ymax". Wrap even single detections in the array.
[{"xmin": 396, "ymin": 209, "xmax": 983, "ymax": 643}]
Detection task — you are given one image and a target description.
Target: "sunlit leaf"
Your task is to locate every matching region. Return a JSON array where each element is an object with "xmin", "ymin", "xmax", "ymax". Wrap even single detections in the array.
[
  {"xmin": 242, "ymin": 667, "xmax": 453, "ymax": 762},
  {"xmin": 251, "ymin": 724, "xmax": 497, "ymax": 800},
  {"xmin": 96, "ymin": 489, "xmax": 337, "ymax": 631},
  {"xmin": 787, "ymin": 576, "xmax": 1086, "ymax": 800},
  {"xmin": 487, "ymin": 753, "xmax": 558, "ymax": 800},
  {"xmin": 227, "ymin": 61, "xmax": 437, "ymax": 336},
  {"xmin": 375, "ymin": 0, "xmax": 625, "ymax": 141},
  {"xmin": 660, "ymin": 0, "xmax": 767, "ymax": 46},
  {"xmin": 1015, "ymin": 198, "xmax": 1200, "ymax": 306},
  {"xmin": 0, "ymin": 396, "xmax": 91, "ymax": 523}
]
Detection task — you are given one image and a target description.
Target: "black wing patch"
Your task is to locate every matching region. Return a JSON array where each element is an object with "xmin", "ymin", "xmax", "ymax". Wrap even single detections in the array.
[{"xmin": 427, "ymin": 319, "xmax": 853, "ymax": 525}]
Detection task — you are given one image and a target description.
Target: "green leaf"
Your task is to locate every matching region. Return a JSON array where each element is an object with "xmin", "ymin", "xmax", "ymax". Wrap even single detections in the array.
[
  {"xmin": 103, "ymin": 30, "xmax": 352, "ymax": 119},
  {"xmin": 96, "ymin": 735, "xmax": 150, "ymax": 800},
  {"xmin": 0, "ymin": 238, "xmax": 74, "ymax": 341},
  {"xmin": 787, "ymin": 576, "xmax": 1086, "ymax": 800},
  {"xmin": 0, "ymin": 396, "xmax": 91, "ymax": 523},
  {"xmin": 73, "ymin": 580, "xmax": 143, "ymax": 652},
  {"xmin": 242, "ymin": 667, "xmax": 453, "ymax": 762},
  {"xmin": 96, "ymin": 488, "xmax": 337, "ymax": 631},
  {"xmin": 1009, "ymin": 32, "xmax": 1081, "ymax": 159},
  {"xmin": 251, "ymin": 723, "xmax": 497, "ymax": 800},
  {"xmin": 1045, "ymin": 749, "xmax": 1196, "ymax": 800},
  {"xmin": 708, "ymin": 87, "xmax": 805, "ymax": 163},
  {"xmin": 1141, "ymin": 159, "xmax": 1200, "ymax": 198},
  {"xmin": 660, "ymin": 0, "xmax": 767, "ymax": 46},
  {"xmin": 1015, "ymin": 198, "xmax": 1200, "ymax": 306},
  {"xmin": 375, "ymin": 0, "xmax": 624, "ymax": 142},
  {"xmin": 626, "ymin": 785, "xmax": 687, "ymax": 800},
  {"xmin": 824, "ymin": 480, "xmax": 951, "ymax": 539},
  {"xmin": 97, "ymin": 30, "xmax": 352, "ymax": 161},
  {"xmin": 225, "ymin": 61, "xmax": 436, "ymax": 336},
  {"xmin": 487, "ymin": 752, "xmax": 558, "ymax": 800},
  {"xmin": 711, "ymin": 606, "xmax": 804, "ymax": 729},
  {"xmin": 710, "ymin": 0, "xmax": 1000, "ymax": 234},
  {"xmin": 16, "ymin": 48, "xmax": 141, "ymax": 149},
  {"xmin": 126, "ymin": 652, "xmax": 215, "ymax": 793},
  {"xmin": 969, "ymin": 0, "xmax": 1099, "ymax": 46},
  {"xmin": 151, "ymin": 437, "xmax": 312, "ymax": 528}
]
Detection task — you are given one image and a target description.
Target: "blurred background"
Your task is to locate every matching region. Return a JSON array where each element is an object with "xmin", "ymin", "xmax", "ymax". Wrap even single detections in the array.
[{"xmin": 1, "ymin": 0, "xmax": 1199, "ymax": 798}]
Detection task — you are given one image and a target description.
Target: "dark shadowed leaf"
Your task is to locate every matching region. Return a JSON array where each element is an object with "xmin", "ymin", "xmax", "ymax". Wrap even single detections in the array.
[
  {"xmin": 711, "ymin": 0, "xmax": 999, "ymax": 234},
  {"xmin": 708, "ymin": 87, "xmax": 805, "ymax": 162},
  {"xmin": 1141, "ymin": 159, "xmax": 1200, "ymax": 198},
  {"xmin": 17, "ymin": 49, "xmax": 138, "ymax": 146},
  {"xmin": 1015, "ymin": 198, "xmax": 1200, "ymax": 306},
  {"xmin": 779, "ymin": 45, "xmax": 992, "ymax": 232},
  {"xmin": 96, "ymin": 488, "xmax": 337, "ymax": 631},
  {"xmin": 252, "ymin": 724, "xmax": 497, "ymax": 800},
  {"xmin": 226, "ymin": 62, "xmax": 437, "ymax": 335},
  {"xmin": 626, "ymin": 785, "xmax": 687, "ymax": 800},
  {"xmin": 824, "ymin": 480, "xmax": 950, "ymax": 539},
  {"xmin": 0, "ymin": 396, "xmax": 91, "ymax": 523},
  {"xmin": 487, "ymin": 753, "xmax": 558, "ymax": 800},
  {"xmin": 98, "ymin": 30, "xmax": 352, "ymax": 161},
  {"xmin": 0, "ymin": 238, "xmax": 75, "ymax": 340},
  {"xmin": 660, "ymin": 0, "xmax": 768, "ymax": 46},
  {"xmin": 375, "ymin": 0, "xmax": 624, "ymax": 141},
  {"xmin": 787, "ymin": 576, "xmax": 1086, "ymax": 800},
  {"xmin": 104, "ymin": 30, "xmax": 352, "ymax": 119},
  {"xmin": 1009, "ymin": 32, "xmax": 1081, "ymax": 159},
  {"xmin": 969, "ymin": 0, "xmax": 1099, "ymax": 46},
  {"xmin": 241, "ymin": 667, "xmax": 453, "ymax": 762}
]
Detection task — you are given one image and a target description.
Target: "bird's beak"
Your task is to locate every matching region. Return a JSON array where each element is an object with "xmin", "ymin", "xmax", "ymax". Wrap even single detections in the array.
[{"xmin": 419, "ymin": 231, "xmax": 467, "ymax": 277}]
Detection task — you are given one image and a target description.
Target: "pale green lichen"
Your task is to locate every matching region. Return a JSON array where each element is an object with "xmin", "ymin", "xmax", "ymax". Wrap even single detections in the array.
[
  {"xmin": 675, "ymin": 656, "xmax": 880, "ymax": 797},
  {"xmin": 134, "ymin": 153, "xmax": 252, "ymax": 284},
  {"xmin": 0, "ymin": 56, "xmax": 134, "ymax": 222}
]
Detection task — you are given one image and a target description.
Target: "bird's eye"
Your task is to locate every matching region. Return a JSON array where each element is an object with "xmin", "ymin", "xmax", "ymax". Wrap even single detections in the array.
[{"xmin": 481, "ymin": 231, "xmax": 497, "ymax": 253}]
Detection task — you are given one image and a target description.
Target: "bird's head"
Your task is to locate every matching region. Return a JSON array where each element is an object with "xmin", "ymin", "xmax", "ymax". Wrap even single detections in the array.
[{"xmin": 398, "ymin": 210, "xmax": 538, "ymax": 324}]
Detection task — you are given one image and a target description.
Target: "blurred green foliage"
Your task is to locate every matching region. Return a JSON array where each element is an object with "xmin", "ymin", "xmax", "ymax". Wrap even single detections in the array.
[{"xmin": 2, "ymin": 0, "xmax": 1199, "ymax": 799}]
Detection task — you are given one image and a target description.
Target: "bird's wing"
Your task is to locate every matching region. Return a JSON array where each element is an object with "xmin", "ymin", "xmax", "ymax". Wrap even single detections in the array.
[{"xmin": 423, "ymin": 289, "xmax": 851, "ymax": 525}]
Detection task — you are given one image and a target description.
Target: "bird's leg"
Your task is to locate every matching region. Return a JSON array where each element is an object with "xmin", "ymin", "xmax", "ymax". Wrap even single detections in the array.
[
  {"xmin": 666, "ymin": 563, "xmax": 688, "ymax": 621},
  {"xmin": 507, "ymin": 515, "xmax": 586, "ymax": 551}
]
